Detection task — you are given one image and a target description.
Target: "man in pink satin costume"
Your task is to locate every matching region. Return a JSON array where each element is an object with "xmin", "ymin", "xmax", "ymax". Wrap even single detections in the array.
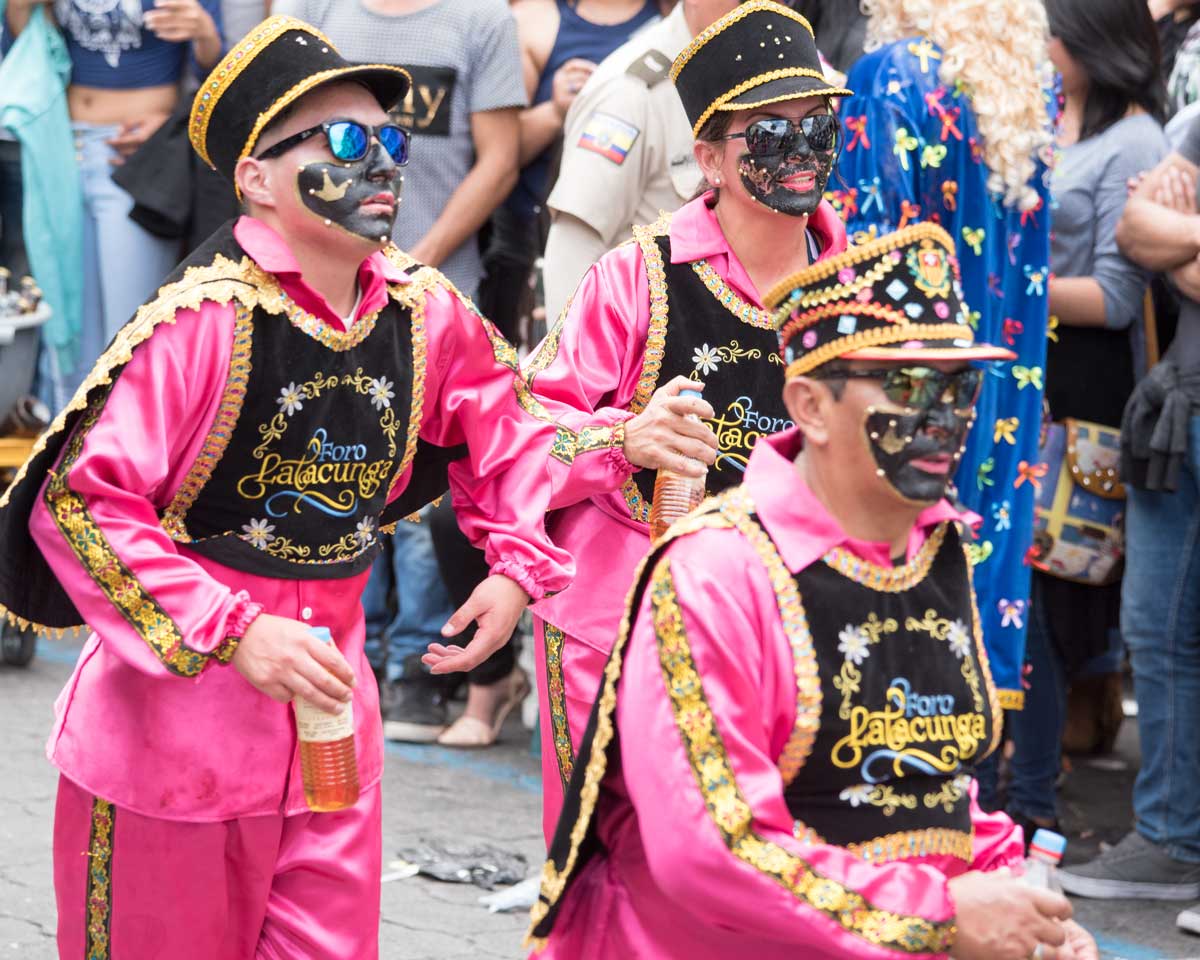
[
  {"xmin": 427, "ymin": 2, "xmax": 854, "ymax": 840},
  {"xmin": 525, "ymin": 225, "xmax": 1101, "ymax": 960},
  {"xmin": 0, "ymin": 17, "xmax": 617, "ymax": 959}
]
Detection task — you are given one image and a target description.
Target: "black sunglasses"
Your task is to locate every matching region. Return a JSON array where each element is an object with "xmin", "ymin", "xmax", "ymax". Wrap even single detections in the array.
[
  {"xmin": 814, "ymin": 366, "xmax": 984, "ymax": 412},
  {"xmin": 256, "ymin": 120, "xmax": 411, "ymax": 165},
  {"xmin": 721, "ymin": 114, "xmax": 839, "ymax": 157}
]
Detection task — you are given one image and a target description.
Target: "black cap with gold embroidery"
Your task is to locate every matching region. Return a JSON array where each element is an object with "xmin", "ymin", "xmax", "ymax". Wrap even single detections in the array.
[
  {"xmin": 670, "ymin": 0, "xmax": 853, "ymax": 138},
  {"xmin": 766, "ymin": 223, "xmax": 1016, "ymax": 378},
  {"xmin": 189, "ymin": 15, "xmax": 411, "ymax": 182}
]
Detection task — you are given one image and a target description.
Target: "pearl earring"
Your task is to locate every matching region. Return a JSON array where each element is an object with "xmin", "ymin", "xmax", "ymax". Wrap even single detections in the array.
[{"xmin": 714, "ymin": 176, "xmax": 722, "ymax": 185}]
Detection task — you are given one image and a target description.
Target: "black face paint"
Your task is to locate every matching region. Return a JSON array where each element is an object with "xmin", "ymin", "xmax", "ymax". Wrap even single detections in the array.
[
  {"xmin": 296, "ymin": 140, "xmax": 402, "ymax": 243},
  {"xmin": 863, "ymin": 399, "xmax": 976, "ymax": 504},
  {"xmin": 735, "ymin": 139, "xmax": 834, "ymax": 217}
]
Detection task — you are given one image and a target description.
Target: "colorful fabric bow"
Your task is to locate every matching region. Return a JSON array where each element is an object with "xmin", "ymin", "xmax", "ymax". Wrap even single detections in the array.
[
  {"xmin": 991, "ymin": 499, "xmax": 1012, "ymax": 531},
  {"xmin": 1047, "ymin": 314, "xmax": 1060, "ymax": 343},
  {"xmin": 907, "ymin": 37, "xmax": 942, "ymax": 73},
  {"xmin": 898, "ymin": 200, "xmax": 921, "ymax": 230},
  {"xmin": 998, "ymin": 599, "xmax": 1026, "ymax": 629},
  {"xmin": 1012, "ymin": 365, "xmax": 1043, "ymax": 390},
  {"xmin": 1020, "ymin": 196, "xmax": 1043, "ymax": 228},
  {"xmin": 845, "ymin": 115, "xmax": 870, "ymax": 151},
  {"xmin": 894, "ymin": 128, "xmax": 920, "ymax": 171},
  {"xmin": 1024, "ymin": 265, "xmax": 1047, "ymax": 296},
  {"xmin": 1002, "ymin": 317, "xmax": 1024, "ymax": 346},
  {"xmin": 993, "ymin": 417, "xmax": 1019, "ymax": 445},
  {"xmin": 966, "ymin": 541, "xmax": 994, "ymax": 566},
  {"xmin": 941, "ymin": 180, "xmax": 958, "ymax": 211},
  {"xmin": 939, "ymin": 106, "xmax": 963, "ymax": 142},
  {"xmin": 962, "ymin": 226, "xmax": 985, "ymax": 256},
  {"xmin": 859, "ymin": 176, "xmax": 883, "ymax": 215},
  {"xmin": 1015, "ymin": 460, "xmax": 1049, "ymax": 491},
  {"xmin": 977, "ymin": 457, "xmax": 995, "ymax": 490},
  {"xmin": 921, "ymin": 144, "xmax": 947, "ymax": 169}
]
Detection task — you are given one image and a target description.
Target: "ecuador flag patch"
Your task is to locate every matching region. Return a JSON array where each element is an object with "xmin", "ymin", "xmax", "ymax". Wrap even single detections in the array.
[{"xmin": 577, "ymin": 112, "xmax": 640, "ymax": 165}]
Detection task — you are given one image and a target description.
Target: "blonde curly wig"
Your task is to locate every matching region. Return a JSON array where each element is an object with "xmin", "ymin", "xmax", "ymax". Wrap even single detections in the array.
[{"xmin": 862, "ymin": 0, "xmax": 1054, "ymax": 210}]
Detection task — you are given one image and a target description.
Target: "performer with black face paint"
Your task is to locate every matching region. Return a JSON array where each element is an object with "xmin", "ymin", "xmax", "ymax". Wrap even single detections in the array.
[
  {"xmin": 427, "ymin": 0, "xmax": 853, "ymax": 842},
  {"xmin": 526, "ymin": 224, "xmax": 1101, "ymax": 960},
  {"xmin": 0, "ymin": 16, "xmax": 595, "ymax": 959}
]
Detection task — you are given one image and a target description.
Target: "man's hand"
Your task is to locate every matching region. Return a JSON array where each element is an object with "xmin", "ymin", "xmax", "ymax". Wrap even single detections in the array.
[
  {"xmin": 551, "ymin": 58, "xmax": 596, "ymax": 119},
  {"xmin": 143, "ymin": 0, "xmax": 215, "ymax": 42},
  {"xmin": 106, "ymin": 111, "xmax": 171, "ymax": 164},
  {"xmin": 232, "ymin": 614, "xmax": 356, "ymax": 714},
  {"xmin": 1154, "ymin": 163, "xmax": 1198, "ymax": 215},
  {"xmin": 1058, "ymin": 919, "xmax": 1100, "ymax": 960},
  {"xmin": 947, "ymin": 869, "xmax": 1072, "ymax": 960},
  {"xmin": 622, "ymin": 375, "xmax": 718, "ymax": 478},
  {"xmin": 421, "ymin": 574, "xmax": 530, "ymax": 674}
]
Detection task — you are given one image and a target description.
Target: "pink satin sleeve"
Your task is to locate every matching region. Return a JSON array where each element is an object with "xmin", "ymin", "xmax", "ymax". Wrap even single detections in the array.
[
  {"xmin": 417, "ymin": 284, "xmax": 574, "ymax": 601},
  {"xmin": 29, "ymin": 302, "xmax": 263, "ymax": 678},
  {"xmin": 525, "ymin": 244, "xmax": 651, "ymax": 510},
  {"xmin": 616, "ymin": 531, "xmax": 958, "ymax": 958},
  {"xmin": 968, "ymin": 778, "xmax": 1026, "ymax": 872}
]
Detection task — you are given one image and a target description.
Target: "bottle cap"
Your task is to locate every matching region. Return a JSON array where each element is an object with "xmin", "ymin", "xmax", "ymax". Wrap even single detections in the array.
[
  {"xmin": 308, "ymin": 626, "xmax": 333, "ymax": 645},
  {"xmin": 1029, "ymin": 829, "xmax": 1066, "ymax": 864},
  {"xmin": 680, "ymin": 388, "xmax": 703, "ymax": 400}
]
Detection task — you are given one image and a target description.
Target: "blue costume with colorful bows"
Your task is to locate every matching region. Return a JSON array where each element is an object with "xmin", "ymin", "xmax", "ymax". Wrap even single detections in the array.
[{"xmin": 832, "ymin": 37, "xmax": 1054, "ymax": 709}]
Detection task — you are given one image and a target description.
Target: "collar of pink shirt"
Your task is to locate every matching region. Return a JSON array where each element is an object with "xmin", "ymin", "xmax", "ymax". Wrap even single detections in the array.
[
  {"xmin": 233, "ymin": 215, "xmax": 409, "ymax": 331},
  {"xmin": 666, "ymin": 192, "xmax": 847, "ymax": 306},
  {"xmin": 745, "ymin": 427, "xmax": 973, "ymax": 574}
]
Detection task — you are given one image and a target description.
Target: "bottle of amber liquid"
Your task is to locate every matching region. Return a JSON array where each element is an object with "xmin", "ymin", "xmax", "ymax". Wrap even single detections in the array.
[
  {"xmin": 296, "ymin": 627, "xmax": 360, "ymax": 812},
  {"xmin": 648, "ymin": 388, "xmax": 708, "ymax": 540}
]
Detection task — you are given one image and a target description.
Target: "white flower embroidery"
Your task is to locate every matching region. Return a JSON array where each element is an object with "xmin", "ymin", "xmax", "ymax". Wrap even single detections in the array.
[
  {"xmin": 276, "ymin": 382, "xmax": 304, "ymax": 416},
  {"xmin": 368, "ymin": 377, "xmax": 395, "ymax": 411},
  {"xmin": 355, "ymin": 517, "xmax": 376, "ymax": 546},
  {"xmin": 692, "ymin": 343, "xmax": 721, "ymax": 376},
  {"xmin": 947, "ymin": 619, "xmax": 971, "ymax": 659},
  {"xmin": 838, "ymin": 625, "xmax": 870, "ymax": 665},
  {"xmin": 839, "ymin": 784, "xmax": 873, "ymax": 808},
  {"xmin": 242, "ymin": 518, "xmax": 276, "ymax": 549}
]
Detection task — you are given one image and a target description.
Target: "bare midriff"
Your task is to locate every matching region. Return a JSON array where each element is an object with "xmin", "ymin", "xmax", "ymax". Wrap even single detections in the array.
[{"xmin": 68, "ymin": 83, "xmax": 178, "ymax": 125}]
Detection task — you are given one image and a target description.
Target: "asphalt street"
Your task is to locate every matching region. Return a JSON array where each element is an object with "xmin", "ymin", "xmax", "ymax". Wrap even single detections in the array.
[{"xmin": 1, "ymin": 630, "xmax": 1196, "ymax": 959}]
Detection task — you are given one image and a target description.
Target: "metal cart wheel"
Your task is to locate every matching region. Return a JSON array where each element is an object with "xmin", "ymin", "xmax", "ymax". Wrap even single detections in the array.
[{"xmin": 0, "ymin": 619, "xmax": 36, "ymax": 666}]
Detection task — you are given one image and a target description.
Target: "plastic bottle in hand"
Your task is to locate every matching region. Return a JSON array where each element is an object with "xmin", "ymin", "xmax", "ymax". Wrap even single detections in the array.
[
  {"xmin": 648, "ymin": 387, "xmax": 708, "ymax": 540},
  {"xmin": 295, "ymin": 626, "xmax": 360, "ymax": 812},
  {"xmin": 1023, "ymin": 829, "xmax": 1066, "ymax": 892}
]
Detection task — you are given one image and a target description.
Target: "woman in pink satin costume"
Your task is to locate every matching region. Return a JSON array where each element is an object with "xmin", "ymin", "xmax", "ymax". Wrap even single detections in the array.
[
  {"xmin": 0, "ymin": 19, "xmax": 611, "ymax": 960},
  {"xmin": 526, "ymin": 226, "xmax": 1101, "ymax": 959},
  {"xmin": 509, "ymin": 1, "xmax": 852, "ymax": 840}
]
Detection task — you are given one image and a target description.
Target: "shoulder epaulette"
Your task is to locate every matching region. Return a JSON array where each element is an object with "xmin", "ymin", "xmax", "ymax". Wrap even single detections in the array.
[{"xmin": 625, "ymin": 48, "xmax": 673, "ymax": 87}]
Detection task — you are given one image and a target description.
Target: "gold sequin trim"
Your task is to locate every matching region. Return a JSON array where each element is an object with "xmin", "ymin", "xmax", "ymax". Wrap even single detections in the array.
[
  {"xmin": 85, "ymin": 797, "xmax": 114, "ymax": 960},
  {"xmin": 765, "ymin": 223, "xmax": 955, "ymax": 312},
  {"xmin": 543, "ymin": 622, "xmax": 574, "ymax": 791},
  {"xmin": 630, "ymin": 213, "xmax": 672, "ymax": 416},
  {"xmin": 46, "ymin": 406, "xmax": 238, "ymax": 676},
  {"xmin": 649, "ymin": 557, "xmax": 957, "ymax": 954},
  {"xmin": 692, "ymin": 69, "xmax": 852, "ymax": 139},
  {"xmin": 997, "ymin": 689, "xmax": 1025, "ymax": 711},
  {"xmin": 671, "ymin": 2, "xmax": 815, "ymax": 82},
  {"xmin": 524, "ymin": 297, "xmax": 571, "ymax": 388},
  {"xmin": 161, "ymin": 303, "xmax": 254, "ymax": 542},
  {"xmin": 188, "ymin": 16, "xmax": 325, "ymax": 168},
  {"xmin": 720, "ymin": 488, "xmax": 820, "ymax": 783},
  {"xmin": 846, "ymin": 827, "xmax": 975, "ymax": 866},
  {"xmin": 390, "ymin": 273, "xmax": 431, "ymax": 484},
  {"xmin": 784, "ymin": 324, "xmax": 973, "ymax": 379},
  {"xmin": 526, "ymin": 503, "xmax": 736, "ymax": 946},
  {"xmin": 823, "ymin": 523, "xmax": 947, "ymax": 592},
  {"xmin": 965, "ymin": 542, "xmax": 1006, "ymax": 751},
  {"xmin": 692, "ymin": 261, "xmax": 774, "ymax": 329}
]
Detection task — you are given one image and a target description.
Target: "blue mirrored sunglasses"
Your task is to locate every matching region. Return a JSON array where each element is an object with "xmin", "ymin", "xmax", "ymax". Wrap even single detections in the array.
[{"xmin": 256, "ymin": 119, "xmax": 410, "ymax": 165}]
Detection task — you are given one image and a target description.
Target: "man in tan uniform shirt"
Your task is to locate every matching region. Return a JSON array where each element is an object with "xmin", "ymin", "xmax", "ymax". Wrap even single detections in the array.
[{"xmin": 542, "ymin": 0, "xmax": 745, "ymax": 320}]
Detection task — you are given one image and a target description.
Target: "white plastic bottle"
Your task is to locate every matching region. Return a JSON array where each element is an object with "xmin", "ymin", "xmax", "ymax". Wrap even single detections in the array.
[
  {"xmin": 648, "ymin": 388, "xmax": 708, "ymax": 540},
  {"xmin": 1023, "ymin": 828, "xmax": 1066, "ymax": 892}
]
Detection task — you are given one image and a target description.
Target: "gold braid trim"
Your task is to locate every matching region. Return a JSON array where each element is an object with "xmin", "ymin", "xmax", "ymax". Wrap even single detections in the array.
[
  {"xmin": 671, "ymin": 1, "xmax": 815, "ymax": 82},
  {"xmin": 780, "ymin": 300, "xmax": 914, "ymax": 340},
  {"xmin": 630, "ymin": 213, "xmax": 672, "ymax": 415},
  {"xmin": 161, "ymin": 303, "xmax": 255, "ymax": 542},
  {"xmin": 784, "ymin": 324, "xmax": 974, "ymax": 378},
  {"xmin": 524, "ymin": 296, "xmax": 571, "ymax": 388},
  {"xmin": 963, "ymin": 540, "xmax": 1005, "ymax": 755},
  {"xmin": 766, "ymin": 223, "xmax": 956, "ymax": 313},
  {"xmin": 846, "ymin": 827, "xmax": 975, "ymax": 866},
  {"xmin": 46, "ymin": 406, "xmax": 239, "ymax": 676},
  {"xmin": 824, "ymin": 523, "xmax": 948, "ymax": 592},
  {"xmin": 649, "ymin": 557, "xmax": 958, "ymax": 954},
  {"xmin": 85, "ymin": 797, "xmax": 114, "ymax": 960},
  {"xmin": 997, "ymin": 689, "xmax": 1025, "ymax": 711},
  {"xmin": 543, "ymin": 622, "xmax": 575, "ymax": 791},
  {"xmin": 692, "ymin": 69, "xmax": 852, "ymax": 138},
  {"xmin": 692, "ymin": 261, "xmax": 774, "ymax": 329}
]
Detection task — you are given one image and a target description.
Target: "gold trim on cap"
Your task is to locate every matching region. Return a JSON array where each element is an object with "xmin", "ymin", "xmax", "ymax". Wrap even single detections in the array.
[
  {"xmin": 784, "ymin": 322, "xmax": 973, "ymax": 377},
  {"xmin": 692, "ymin": 68, "xmax": 851, "ymax": 138},
  {"xmin": 189, "ymin": 16, "xmax": 333, "ymax": 169},
  {"xmin": 765, "ymin": 222, "xmax": 955, "ymax": 312},
  {"xmin": 671, "ymin": 1, "xmax": 815, "ymax": 83}
]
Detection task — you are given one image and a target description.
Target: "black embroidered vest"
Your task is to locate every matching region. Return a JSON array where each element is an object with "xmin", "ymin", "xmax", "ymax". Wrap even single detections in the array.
[
  {"xmin": 782, "ymin": 521, "xmax": 998, "ymax": 863},
  {"xmin": 621, "ymin": 221, "xmax": 792, "ymax": 522}
]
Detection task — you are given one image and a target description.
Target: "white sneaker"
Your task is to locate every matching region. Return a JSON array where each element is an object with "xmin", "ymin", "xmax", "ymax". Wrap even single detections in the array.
[{"xmin": 1178, "ymin": 903, "xmax": 1200, "ymax": 936}]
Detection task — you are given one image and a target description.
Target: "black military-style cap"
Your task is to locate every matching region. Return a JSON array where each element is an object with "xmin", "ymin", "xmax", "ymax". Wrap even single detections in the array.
[
  {"xmin": 188, "ymin": 15, "xmax": 411, "ymax": 182},
  {"xmin": 670, "ymin": 0, "xmax": 852, "ymax": 138}
]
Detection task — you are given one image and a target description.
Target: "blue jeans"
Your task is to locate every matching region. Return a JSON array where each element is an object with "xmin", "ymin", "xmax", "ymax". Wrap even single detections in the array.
[
  {"xmin": 1124, "ymin": 414, "xmax": 1200, "ymax": 863},
  {"xmin": 361, "ymin": 509, "xmax": 455, "ymax": 682},
  {"xmin": 72, "ymin": 123, "xmax": 179, "ymax": 396}
]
